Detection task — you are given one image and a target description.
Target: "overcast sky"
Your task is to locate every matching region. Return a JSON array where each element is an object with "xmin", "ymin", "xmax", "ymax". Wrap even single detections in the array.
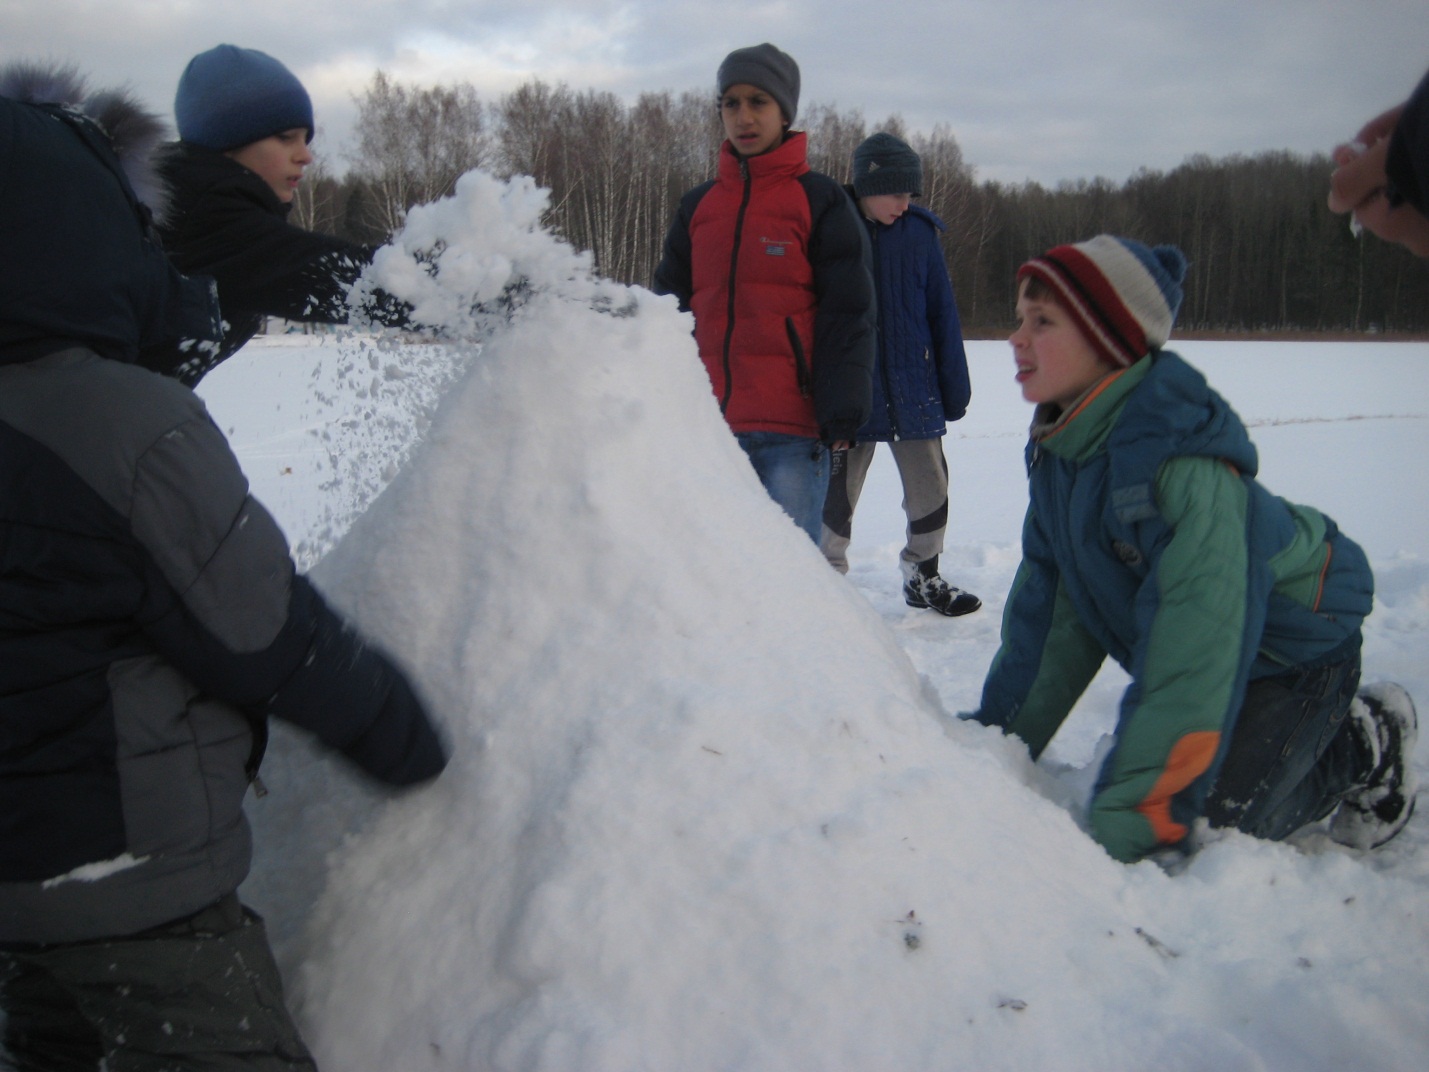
[{"xmin": 6, "ymin": 0, "xmax": 1425, "ymax": 186}]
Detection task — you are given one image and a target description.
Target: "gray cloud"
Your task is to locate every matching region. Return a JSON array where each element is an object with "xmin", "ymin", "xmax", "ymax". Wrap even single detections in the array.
[{"xmin": 6, "ymin": 0, "xmax": 1424, "ymax": 185}]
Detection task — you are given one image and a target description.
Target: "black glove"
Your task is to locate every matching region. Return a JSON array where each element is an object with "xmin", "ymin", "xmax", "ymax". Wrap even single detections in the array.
[
  {"xmin": 341, "ymin": 669, "xmax": 449, "ymax": 787},
  {"xmin": 262, "ymin": 578, "xmax": 449, "ymax": 788}
]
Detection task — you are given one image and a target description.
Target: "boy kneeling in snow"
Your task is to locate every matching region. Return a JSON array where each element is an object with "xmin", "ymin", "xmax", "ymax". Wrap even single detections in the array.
[
  {"xmin": 966, "ymin": 235, "xmax": 1416, "ymax": 865},
  {"xmin": 0, "ymin": 66, "xmax": 446, "ymax": 1068}
]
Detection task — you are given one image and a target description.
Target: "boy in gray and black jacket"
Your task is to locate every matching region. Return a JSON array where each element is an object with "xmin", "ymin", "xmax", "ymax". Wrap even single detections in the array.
[{"xmin": 0, "ymin": 64, "xmax": 446, "ymax": 1069}]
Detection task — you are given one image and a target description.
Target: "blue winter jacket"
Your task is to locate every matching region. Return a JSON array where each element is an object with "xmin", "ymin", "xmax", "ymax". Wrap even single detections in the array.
[
  {"xmin": 854, "ymin": 199, "xmax": 970, "ymax": 441},
  {"xmin": 972, "ymin": 352, "xmax": 1373, "ymax": 863}
]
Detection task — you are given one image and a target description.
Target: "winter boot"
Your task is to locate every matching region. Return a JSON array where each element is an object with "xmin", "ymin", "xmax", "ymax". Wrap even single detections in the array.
[
  {"xmin": 1329, "ymin": 683, "xmax": 1419, "ymax": 849},
  {"xmin": 902, "ymin": 557, "xmax": 981, "ymax": 617}
]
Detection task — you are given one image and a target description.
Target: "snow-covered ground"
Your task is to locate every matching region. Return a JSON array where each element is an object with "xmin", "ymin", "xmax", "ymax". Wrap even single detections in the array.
[{"xmin": 195, "ymin": 173, "xmax": 1429, "ymax": 1071}]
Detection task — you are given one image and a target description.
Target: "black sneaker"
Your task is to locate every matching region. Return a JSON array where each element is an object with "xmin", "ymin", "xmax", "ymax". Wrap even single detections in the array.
[
  {"xmin": 902, "ymin": 561, "xmax": 981, "ymax": 617},
  {"xmin": 1330, "ymin": 683, "xmax": 1419, "ymax": 849}
]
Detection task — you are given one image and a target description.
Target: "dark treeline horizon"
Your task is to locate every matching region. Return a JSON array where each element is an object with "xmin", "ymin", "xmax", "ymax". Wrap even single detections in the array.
[{"xmin": 292, "ymin": 73, "xmax": 1429, "ymax": 335}]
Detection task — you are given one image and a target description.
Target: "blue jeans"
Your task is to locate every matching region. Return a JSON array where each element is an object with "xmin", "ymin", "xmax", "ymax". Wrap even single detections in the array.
[
  {"xmin": 1204, "ymin": 647, "xmax": 1366, "ymax": 840},
  {"xmin": 736, "ymin": 432, "xmax": 828, "ymax": 544}
]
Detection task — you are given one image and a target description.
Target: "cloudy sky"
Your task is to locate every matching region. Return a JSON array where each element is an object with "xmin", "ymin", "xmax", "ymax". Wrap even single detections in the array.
[{"xmin": 6, "ymin": 0, "xmax": 1425, "ymax": 186}]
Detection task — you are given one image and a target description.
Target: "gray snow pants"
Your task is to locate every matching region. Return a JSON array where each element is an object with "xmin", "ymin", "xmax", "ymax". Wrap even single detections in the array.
[
  {"xmin": 821, "ymin": 437, "xmax": 950, "ymax": 574},
  {"xmin": 0, "ymin": 894, "xmax": 316, "ymax": 1071}
]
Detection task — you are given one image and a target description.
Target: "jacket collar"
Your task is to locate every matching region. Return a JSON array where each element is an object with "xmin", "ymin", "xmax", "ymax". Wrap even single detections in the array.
[
  {"xmin": 0, "ymin": 62, "xmax": 172, "ymax": 224},
  {"xmin": 1031, "ymin": 355, "xmax": 1152, "ymax": 460},
  {"xmin": 849, "ymin": 196, "xmax": 948, "ymax": 236},
  {"xmin": 718, "ymin": 130, "xmax": 811, "ymax": 184},
  {"xmin": 160, "ymin": 140, "xmax": 293, "ymax": 218}
]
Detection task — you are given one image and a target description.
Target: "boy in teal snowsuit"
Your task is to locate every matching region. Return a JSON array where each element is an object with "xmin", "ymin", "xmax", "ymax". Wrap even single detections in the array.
[{"xmin": 968, "ymin": 235, "xmax": 1417, "ymax": 864}]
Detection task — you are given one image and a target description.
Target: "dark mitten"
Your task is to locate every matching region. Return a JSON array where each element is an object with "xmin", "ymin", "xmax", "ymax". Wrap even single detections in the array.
[
  {"xmin": 262, "ymin": 577, "xmax": 449, "ymax": 786},
  {"xmin": 341, "ymin": 669, "xmax": 449, "ymax": 787}
]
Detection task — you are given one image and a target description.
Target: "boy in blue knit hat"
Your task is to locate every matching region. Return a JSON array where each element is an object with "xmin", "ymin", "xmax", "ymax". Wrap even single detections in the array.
[
  {"xmin": 154, "ymin": 44, "xmax": 405, "ymax": 384},
  {"xmin": 174, "ymin": 44, "xmax": 315, "ymax": 160},
  {"xmin": 967, "ymin": 234, "xmax": 1417, "ymax": 865}
]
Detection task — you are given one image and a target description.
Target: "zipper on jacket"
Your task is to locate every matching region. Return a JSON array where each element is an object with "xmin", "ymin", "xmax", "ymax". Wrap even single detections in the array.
[
  {"xmin": 719, "ymin": 158, "xmax": 754, "ymax": 414},
  {"xmin": 785, "ymin": 317, "xmax": 811, "ymax": 397}
]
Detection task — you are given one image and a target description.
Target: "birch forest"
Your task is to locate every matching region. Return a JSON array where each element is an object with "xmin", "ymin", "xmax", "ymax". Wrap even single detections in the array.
[{"xmin": 291, "ymin": 73, "xmax": 1429, "ymax": 335}]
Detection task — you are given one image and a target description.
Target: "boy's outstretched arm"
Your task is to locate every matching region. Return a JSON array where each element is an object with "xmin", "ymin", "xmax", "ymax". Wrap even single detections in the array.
[
  {"xmin": 970, "ymin": 506, "xmax": 1105, "ymax": 756},
  {"xmin": 1087, "ymin": 457, "xmax": 1251, "ymax": 862},
  {"xmin": 1327, "ymin": 69, "xmax": 1429, "ymax": 257},
  {"xmin": 129, "ymin": 395, "xmax": 447, "ymax": 788}
]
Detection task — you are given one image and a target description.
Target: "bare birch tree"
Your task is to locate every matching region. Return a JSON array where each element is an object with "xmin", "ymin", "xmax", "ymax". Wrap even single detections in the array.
[
  {"xmin": 307, "ymin": 74, "xmax": 1426, "ymax": 331},
  {"xmin": 348, "ymin": 71, "xmax": 488, "ymax": 238}
]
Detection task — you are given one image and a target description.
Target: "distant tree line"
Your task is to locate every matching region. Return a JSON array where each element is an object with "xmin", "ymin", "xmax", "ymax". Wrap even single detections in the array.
[{"xmin": 293, "ymin": 73, "xmax": 1429, "ymax": 334}]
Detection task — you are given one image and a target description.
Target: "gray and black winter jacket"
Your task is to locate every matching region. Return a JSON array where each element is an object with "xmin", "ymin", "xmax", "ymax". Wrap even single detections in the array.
[{"xmin": 0, "ymin": 66, "xmax": 447, "ymax": 945}]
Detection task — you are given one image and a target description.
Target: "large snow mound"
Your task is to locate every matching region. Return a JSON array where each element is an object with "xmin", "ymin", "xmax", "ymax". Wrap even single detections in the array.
[{"xmin": 233, "ymin": 172, "xmax": 1429, "ymax": 1071}]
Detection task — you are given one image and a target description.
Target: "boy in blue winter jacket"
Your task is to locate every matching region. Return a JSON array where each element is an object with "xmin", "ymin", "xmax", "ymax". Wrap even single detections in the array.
[
  {"xmin": 820, "ymin": 133, "xmax": 979, "ymax": 616},
  {"xmin": 968, "ymin": 234, "xmax": 1417, "ymax": 865}
]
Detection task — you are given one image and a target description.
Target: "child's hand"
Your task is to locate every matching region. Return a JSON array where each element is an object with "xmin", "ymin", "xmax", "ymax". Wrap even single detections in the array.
[{"xmin": 1347, "ymin": 103, "xmax": 1406, "ymax": 159}]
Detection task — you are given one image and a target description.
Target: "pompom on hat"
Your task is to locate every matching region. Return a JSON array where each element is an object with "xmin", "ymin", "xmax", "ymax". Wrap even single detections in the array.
[
  {"xmin": 717, "ymin": 43, "xmax": 800, "ymax": 125},
  {"xmin": 1018, "ymin": 235, "xmax": 1188, "ymax": 368},
  {"xmin": 852, "ymin": 132, "xmax": 923, "ymax": 198},
  {"xmin": 175, "ymin": 44, "xmax": 313, "ymax": 152}
]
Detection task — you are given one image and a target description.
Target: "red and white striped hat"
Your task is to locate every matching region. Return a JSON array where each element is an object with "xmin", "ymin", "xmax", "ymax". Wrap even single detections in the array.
[{"xmin": 1018, "ymin": 235, "xmax": 1188, "ymax": 368}]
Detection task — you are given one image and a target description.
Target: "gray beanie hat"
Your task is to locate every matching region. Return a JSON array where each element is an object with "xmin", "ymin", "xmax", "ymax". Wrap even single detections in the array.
[
  {"xmin": 717, "ymin": 43, "xmax": 800, "ymax": 124},
  {"xmin": 853, "ymin": 132, "xmax": 923, "ymax": 198}
]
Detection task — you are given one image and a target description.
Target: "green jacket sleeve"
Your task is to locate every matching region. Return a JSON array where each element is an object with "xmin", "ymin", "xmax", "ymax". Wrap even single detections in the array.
[
  {"xmin": 1090, "ymin": 456, "xmax": 1250, "ymax": 862},
  {"xmin": 974, "ymin": 504, "xmax": 1107, "ymax": 756}
]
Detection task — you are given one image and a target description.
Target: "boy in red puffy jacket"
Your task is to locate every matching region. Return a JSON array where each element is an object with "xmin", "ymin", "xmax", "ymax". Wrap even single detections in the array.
[{"xmin": 654, "ymin": 43, "xmax": 875, "ymax": 543}]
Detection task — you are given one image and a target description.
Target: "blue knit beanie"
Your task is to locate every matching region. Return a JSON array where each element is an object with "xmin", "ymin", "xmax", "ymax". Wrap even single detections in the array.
[{"xmin": 175, "ymin": 45, "xmax": 313, "ymax": 151}]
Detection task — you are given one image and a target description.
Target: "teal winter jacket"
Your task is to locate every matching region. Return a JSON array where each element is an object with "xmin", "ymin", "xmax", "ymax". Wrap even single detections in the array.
[{"xmin": 972, "ymin": 351, "xmax": 1373, "ymax": 862}]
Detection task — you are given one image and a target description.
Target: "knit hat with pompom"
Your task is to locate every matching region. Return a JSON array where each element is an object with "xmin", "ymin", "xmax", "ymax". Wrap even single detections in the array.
[{"xmin": 1018, "ymin": 235, "xmax": 1188, "ymax": 367}]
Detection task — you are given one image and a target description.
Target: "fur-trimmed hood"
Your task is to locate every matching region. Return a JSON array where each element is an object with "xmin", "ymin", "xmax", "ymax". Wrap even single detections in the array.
[
  {"xmin": 0, "ymin": 61, "xmax": 172, "ymax": 223},
  {"xmin": 1, "ymin": 62, "xmax": 222, "ymax": 368}
]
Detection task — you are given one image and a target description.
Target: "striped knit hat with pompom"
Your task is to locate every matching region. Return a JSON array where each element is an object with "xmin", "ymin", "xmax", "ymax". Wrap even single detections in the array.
[{"xmin": 1017, "ymin": 235, "xmax": 1188, "ymax": 367}]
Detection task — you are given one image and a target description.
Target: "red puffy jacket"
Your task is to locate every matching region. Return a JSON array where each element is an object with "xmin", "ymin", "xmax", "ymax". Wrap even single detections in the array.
[{"xmin": 654, "ymin": 133, "xmax": 874, "ymax": 442}]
